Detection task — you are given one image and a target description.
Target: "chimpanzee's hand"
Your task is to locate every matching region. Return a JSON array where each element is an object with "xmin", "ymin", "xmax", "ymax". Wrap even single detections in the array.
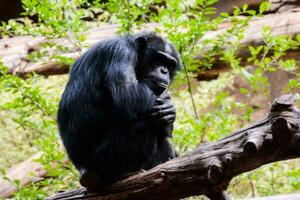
[{"xmin": 149, "ymin": 92, "xmax": 176, "ymax": 136}]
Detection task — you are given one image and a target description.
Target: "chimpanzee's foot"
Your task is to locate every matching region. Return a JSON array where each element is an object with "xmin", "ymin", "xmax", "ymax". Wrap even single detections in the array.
[
  {"xmin": 79, "ymin": 169, "xmax": 105, "ymax": 190},
  {"xmin": 80, "ymin": 169, "xmax": 146, "ymax": 190},
  {"xmin": 206, "ymin": 190, "xmax": 231, "ymax": 200}
]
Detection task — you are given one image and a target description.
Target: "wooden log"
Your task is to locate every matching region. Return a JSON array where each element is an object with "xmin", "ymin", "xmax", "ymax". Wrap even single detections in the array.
[
  {"xmin": 195, "ymin": 9, "xmax": 300, "ymax": 80},
  {"xmin": 0, "ymin": 25, "xmax": 119, "ymax": 77},
  {"xmin": 1, "ymin": 9, "xmax": 300, "ymax": 78},
  {"xmin": 0, "ymin": 24, "xmax": 157, "ymax": 77},
  {"xmin": 47, "ymin": 94, "xmax": 300, "ymax": 200},
  {"xmin": 211, "ymin": 0, "xmax": 262, "ymax": 17},
  {"xmin": 0, "ymin": 153, "xmax": 46, "ymax": 198}
]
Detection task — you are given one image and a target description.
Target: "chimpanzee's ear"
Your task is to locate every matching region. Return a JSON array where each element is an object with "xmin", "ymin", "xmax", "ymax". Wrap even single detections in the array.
[{"xmin": 135, "ymin": 36, "xmax": 148, "ymax": 50}]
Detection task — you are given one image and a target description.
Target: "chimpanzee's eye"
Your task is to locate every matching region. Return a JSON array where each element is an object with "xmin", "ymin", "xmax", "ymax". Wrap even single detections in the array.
[
  {"xmin": 168, "ymin": 59, "xmax": 177, "ymax": 70},
  {"xmin": 156, "ymin": 51, "xmax": 177, "ymax": 71}
]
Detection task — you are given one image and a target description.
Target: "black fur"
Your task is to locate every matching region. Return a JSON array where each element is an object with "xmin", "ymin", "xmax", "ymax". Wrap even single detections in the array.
[{"xmin": 57, "ymin": 32, "xmax": 181, "ymax": 188}]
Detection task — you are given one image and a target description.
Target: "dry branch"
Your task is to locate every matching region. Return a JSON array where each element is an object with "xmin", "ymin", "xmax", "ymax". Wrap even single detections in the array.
[
  {"xmin": 47, "ymin": 94, "xmax": 300, "ymax": 200},
  {"xmin": 0, "ymin": 153, "xmax": 46, "ymax": 198}
]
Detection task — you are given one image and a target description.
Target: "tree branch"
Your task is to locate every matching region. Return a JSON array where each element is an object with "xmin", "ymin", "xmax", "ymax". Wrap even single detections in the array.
[
  {"xmin": 47, "ymin": 94, "xmax": 300, "ymax": 200},
  {"xmin": 0, "ymin": 153, "xmax": 46, "ymax": 198}
]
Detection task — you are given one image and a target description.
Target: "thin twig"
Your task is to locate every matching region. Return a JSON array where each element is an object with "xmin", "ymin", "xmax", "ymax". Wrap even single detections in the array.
[{"xmin": 182, "ymin": 59, "xmax": 199, "ymax": 119}]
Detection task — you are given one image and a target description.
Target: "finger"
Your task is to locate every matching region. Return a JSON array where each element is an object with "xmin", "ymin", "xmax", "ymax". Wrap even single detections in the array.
[
  {"xmin": 153, "ymin": 103, "xmax": 173, "ymax": 110},
  {"xmin": 150, "ymin": 107, "xmax": 176, "ymax": 118},
  {"xmin": 153, "ymin": 100, "xmax": 174, "ymax": 109},
  {"xmin": 160, "ymin": 114, "xmax": 176, "ymax": 124},
  {"xmin": 158, "ymin": 92, "xmax": 171, "ymax": 99},
  {"xmin": 155, "ymin": 98, "xmax": 168, "ymax": 104},
  {"xmin": 156, "ymin": 94, "xmax": 171, "ymax": 103},
  {"xmin": 150, "ymin": 104, "xmax": 175, "ymax": 114}
]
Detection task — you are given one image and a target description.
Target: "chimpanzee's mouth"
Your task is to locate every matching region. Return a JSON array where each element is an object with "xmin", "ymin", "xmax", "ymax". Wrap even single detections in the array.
[
  {"xmin": 145, "ymin": 77, "xmax": 169, "ymax": 89},
  {"xmin": 155, "ymin": 82, "xmax": 168, "ymax": 89},
  {"xmin": 149, "ymin": 78, "xmax": 168, "ymax": 89}
]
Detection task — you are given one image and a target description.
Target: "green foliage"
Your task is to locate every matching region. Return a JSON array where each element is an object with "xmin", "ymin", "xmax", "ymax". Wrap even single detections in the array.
[
  {"xmin": 229, "ymin": 160, "xmax": 300, "ymax": 198},
  {"xmin": 0, "ymin": 0, "xmax": 300, "ymax": 199},
  {"xmin": 2, "ymin": 0, "xmax": 89, "ymax": 38},
  {"xmin": 1, "ymin": 0, "xmax": 88, "ymax": 68},
  {"xmin": 244, "ymin": 28, "xmax": 300, "ymax": 96},
  {"xmin": 0, "ymin": 62, "xmax": 56, "ymax": 167},
  {"xmin": 0, "ymin": 65, "xmax": 56, "ymax": 140},
  {"xmin": 172, "ymin": 73, "xmax": 253, "ymax": 153},
  {"xmin": 0, "ymin": 62, "xmax": 78, "ymax": 198},
  {"xmin": 94, "ymin": 0, "xmax": 156, "ymax": 33}
]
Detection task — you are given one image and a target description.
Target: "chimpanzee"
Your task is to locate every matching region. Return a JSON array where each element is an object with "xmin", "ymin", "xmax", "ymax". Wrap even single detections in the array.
[{"xmin": 57, "ymin": 32, "xmax": 182, "ymax": 189}]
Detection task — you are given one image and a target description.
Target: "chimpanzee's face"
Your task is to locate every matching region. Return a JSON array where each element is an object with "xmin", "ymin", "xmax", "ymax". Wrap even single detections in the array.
[
  {"xmin": 135, "ymin": 37, "xmax": 180, "ymax": 96},
  {"xmin": 141, "ymin": 48, "xmax": 178, "ymax": 95}
]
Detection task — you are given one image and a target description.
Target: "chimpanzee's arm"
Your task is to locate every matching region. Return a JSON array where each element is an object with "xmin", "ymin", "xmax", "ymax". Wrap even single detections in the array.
[{"xmin": 104, "ymin": 38, "xmax": 156, "ymax": 120}]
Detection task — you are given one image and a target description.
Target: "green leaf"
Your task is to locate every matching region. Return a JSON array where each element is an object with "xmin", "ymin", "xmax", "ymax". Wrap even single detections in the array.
[
  {"xmin": 220, "ymin": 12, "xmax": 229, "ymax": 17},
  {"xmin": 296, "ymin": 34, "xmax": 300, "ymax": 42},
  {"xmin": 279, "ymin": 59, "xmax": 297, "ymax": 71},
  {"xmin": 233, "ymin": 7, "xmax": 241, "ymax": 16},
  {"xmin": 247, "ymin": 10, "xmax": 256, "ymax": 16},
  {"xmin": 259, "ymin": 1, "xmax": 270, "ymax": 13},
  {"xmin": 267, "ymin": 67, "xmax": 277, "ymax": 72},
  {"xmin": 242, "ymin": 4, "xmax": 248, "ymax": 11},
  {"xmin": 240, "ymin": 87, "xmax": 249, "ymax": 94},
  {"xmin": 206, "ymin": 0, "xmax": 218, "ymax": 6}
]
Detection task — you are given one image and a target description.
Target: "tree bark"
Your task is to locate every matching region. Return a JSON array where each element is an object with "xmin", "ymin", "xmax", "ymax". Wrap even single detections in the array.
[
  {"xmin": 269, "ymin": 0, "xmax": 300, "ymax": 13},
  {"xmin": 46, "ymin": 94, "xmax": 300, "ymax": 200}
]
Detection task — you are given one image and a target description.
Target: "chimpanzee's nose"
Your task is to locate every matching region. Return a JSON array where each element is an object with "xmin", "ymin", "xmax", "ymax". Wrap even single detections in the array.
[{"xmin": 160, "ymin": 67, "xmax": 168, "ymax": 74}]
